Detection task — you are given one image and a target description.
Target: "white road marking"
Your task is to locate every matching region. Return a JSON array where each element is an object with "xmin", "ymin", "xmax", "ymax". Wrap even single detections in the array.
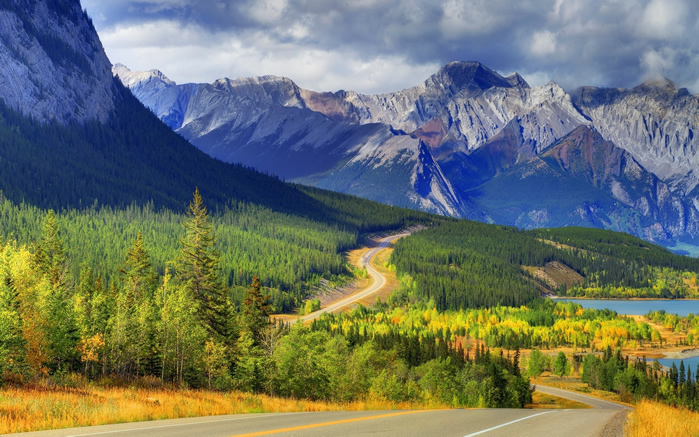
[{"xmin": 463, "ymin": 411, "xmax": 557, "ymax": 436}]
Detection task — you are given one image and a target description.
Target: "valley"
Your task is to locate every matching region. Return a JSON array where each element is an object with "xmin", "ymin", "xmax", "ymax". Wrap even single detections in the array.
[{"xmin": 2, "ymin": 1, "xmax": 699, "ymax": 436}]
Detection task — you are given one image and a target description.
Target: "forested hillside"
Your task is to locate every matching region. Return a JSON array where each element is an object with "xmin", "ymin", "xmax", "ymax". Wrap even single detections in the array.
[
  {"xmin": 0, "ymin": 190, "xmax": 532, "ymax": 408},
  {"xmin": 0, "ymin": 185, "xmax": 433, "ymax": 312},
  {"xmin": 390, "ymin": 221, "xmax": 699, "ymax": 309}
]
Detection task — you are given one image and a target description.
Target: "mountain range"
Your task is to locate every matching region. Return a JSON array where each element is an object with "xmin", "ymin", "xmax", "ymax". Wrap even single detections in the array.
[
  {"xmin": 115, "ymin": 62, "xmax": 699, "ymax": 245},
  {"xmin": 1, "ymin": 0, "xmax": 698, "ymax": 247}
]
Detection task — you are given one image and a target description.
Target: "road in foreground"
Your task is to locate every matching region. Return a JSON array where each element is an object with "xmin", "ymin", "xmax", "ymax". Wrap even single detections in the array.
[
  {"xmin": 15, "ymin": 383, "xmax": 630, "ymax": 437},
  {"xmin": 296, "ymin": 232, "xmax": 409, "ymax": 322},
  {"xmin": 13, "ymin": 404, "xmax": 628, "ymax": 437}
]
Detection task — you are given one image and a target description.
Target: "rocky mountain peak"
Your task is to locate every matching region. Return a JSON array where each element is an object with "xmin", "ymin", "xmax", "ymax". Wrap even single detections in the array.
[
  {"xmin": 0, "ymin": 0, "xmax": 115, "ymax": 124},
  {"xmin": 112, "ymin": 63, "xmax": 175, "ymax": 88},
  {"xmin": 427, "ymin": 61, "xmax": 527, "ymax": 94},
  {"xmin": 208, "ymin": 75, "xmax": 303, "ymax": 107},
  {"xmin": 505, "ymin": 72, "xmax": 529, "ymax": 88},
  {"xmin": 560, "ymin": 124, "xmax": 604, "ymax": 143},
  {"xmin": 635, "ymin": 77, "xmax": 677, "ymax": 92}
]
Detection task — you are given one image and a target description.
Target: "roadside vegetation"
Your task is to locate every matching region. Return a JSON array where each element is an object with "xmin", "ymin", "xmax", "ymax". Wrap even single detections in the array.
[
  {"xmin": 0, "ymin": 383, "xmax": 447, "ymax": 434},
  {"xmin": 625, "ymin": 400, "xmax": 699, "ymax": 437},
  {"xmin": 1, "ymin": 190, "xmax": 529, "ymax": 434}
]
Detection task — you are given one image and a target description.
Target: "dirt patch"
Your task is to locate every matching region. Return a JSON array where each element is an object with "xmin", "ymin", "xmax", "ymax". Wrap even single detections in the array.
[
  {"xmin": 529, "ymin": 261, "xmax": 584, "ymax": 290},
  {"xmin": 625, "ymin": 315, "xmax": 694, "ymax": 359}
]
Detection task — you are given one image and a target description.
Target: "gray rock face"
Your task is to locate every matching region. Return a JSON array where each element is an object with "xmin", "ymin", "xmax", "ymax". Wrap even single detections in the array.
[
  {"xmin": 114, "ymin": 64, "xmax": 472, "ymax": 218},
  {"xmin": 0, "ymin": 0, "xmax": 114, "ymax": 124},
  {"xmin": 572, "ymin": 79, "xmax": 699, "ymax": 182},
  {"xmin": 116, "ymin": 61, "xmax": 699, "ymax": 244}
]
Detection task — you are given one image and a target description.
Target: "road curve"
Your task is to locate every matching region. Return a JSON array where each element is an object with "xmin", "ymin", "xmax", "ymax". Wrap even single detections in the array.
[
  {"xmin": 296, "ymin": 232, "xmax": 409, "ymax": 322},
  {"xmin": 534, "ymin": 384, "xmax": 631, "ymax": 411}
]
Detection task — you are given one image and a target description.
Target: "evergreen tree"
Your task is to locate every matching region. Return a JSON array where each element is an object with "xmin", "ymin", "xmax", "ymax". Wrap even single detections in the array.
[
  {"xmin": 120, "ymin": 232, "xmax": 158, "ymax": 301},
  {"xmin": 33, "ymin": 210, "xmax": 67, "ymax": 289},
  {"xmin": 554, "ymin": 352, "xmax": 569, "ymax": 378},
  {"xmin": 34, "ymin": 211, "xmax": 78, "ymax": 372},
  {"xmin": 240, "ymin": 274, "xmax": 270, "ymax": 346},
  {"xmin": 176, "ymin": 188, "xmax": 232, "ymax": 342},
  {"xmin": 119, "ymin": 232, "xmax": 160, "ymax": 376},
  {"xmin": 0, "ymin": 244, "xmax": 27, "ymax": 378}
]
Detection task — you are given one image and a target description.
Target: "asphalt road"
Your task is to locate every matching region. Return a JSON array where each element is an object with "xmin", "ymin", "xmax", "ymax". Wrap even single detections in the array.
[
  {"xmin": 12, "ymin": 405, "xmax": 628, "ymax": 437},
  {"xmin": 533, "ymin": 384, "xmax": 631, "ymax": 411},
  {"xmin": 295, "ymin": 232, "xmax": 409, "ymax": 322},
  {"xmin": 13, "ymin": 382, "xmax": 630, "ymax": 437}
]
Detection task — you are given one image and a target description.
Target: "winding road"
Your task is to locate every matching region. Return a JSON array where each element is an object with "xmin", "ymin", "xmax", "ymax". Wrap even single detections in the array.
[{"xmin": 295, "ymin": 232, "xmax": 409, "ymax": 322}]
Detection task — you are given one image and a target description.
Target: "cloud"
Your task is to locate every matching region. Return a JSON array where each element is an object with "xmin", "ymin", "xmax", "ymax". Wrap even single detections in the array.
[
  {"xmin": 530, "ymin": 31, "xmax": 557, "ymax": 57},
  {"xmin": 641, "ymin": 48, "xmax": 676, "ymax": 80},
  {"xmin": 99, "ymin": 17, "xmax": 441, "ymax": 93},
  {"xmin": 640, "ymin": 0, "xmax": 690, "ymax": 41},
  {"xmin": 83, "ymin": 0, "xmax": 699, "ymax": 94}
]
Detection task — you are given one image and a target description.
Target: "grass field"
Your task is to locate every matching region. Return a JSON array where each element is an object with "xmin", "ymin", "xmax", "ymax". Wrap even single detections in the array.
[
  {"xmin": 0, "ymin": 383, "xmax": 448, "ymax": 434},
  {"xmin": 625, "ymin": 400, "xmax": 699, "ymax": 437}
]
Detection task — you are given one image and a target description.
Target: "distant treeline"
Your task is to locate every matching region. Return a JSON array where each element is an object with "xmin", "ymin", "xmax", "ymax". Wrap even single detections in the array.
[{"xmin": 390, "ymin": 221, "xmax": 699, "ymax": 310}]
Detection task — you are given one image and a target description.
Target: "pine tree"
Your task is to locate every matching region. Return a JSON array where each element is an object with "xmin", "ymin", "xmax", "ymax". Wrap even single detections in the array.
[
  {"xmin": 0, "ymin": 245, "xmax": 26, "ymax": 378},
  {"xmin": 120, "ymin": 232, "xmax": 158, "ymax": 302},
  {"xmin": 241, "ymin": 274, "xmax": 270, "ymax": 347},
  {"xmin": 176, "ymin": 188, "xmax": 232, "ymax": 342},
  {"xmin": 34, "ymin": 211, "xmax": 78, "ymax": 372},
  {"xmin": 33, "ymin": 210, "xmax": 66, "ymax": 289},
  {"xmin": 117, "ymin": 232, "xmax": 160, "ymax": 377}
]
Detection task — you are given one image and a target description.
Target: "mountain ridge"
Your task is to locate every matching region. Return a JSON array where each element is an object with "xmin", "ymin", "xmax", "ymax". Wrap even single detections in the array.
[{"xmin": 116, "ymin": 61, "xmax": 699, "ymax": 244}]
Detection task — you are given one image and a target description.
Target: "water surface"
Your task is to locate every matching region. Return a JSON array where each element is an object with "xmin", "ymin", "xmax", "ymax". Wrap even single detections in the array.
[
  {"xmin": 554, "ymin": 298, "xmax": 699, "ymax": 317},
  {"xmin": 657, "ymin": 355, "xmax": 699, "ymax": 371}
]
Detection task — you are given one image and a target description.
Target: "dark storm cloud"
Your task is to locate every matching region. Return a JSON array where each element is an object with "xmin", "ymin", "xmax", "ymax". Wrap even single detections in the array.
[{"xmin": 83, "ymin": 0, "xmax": 699, "ymax": 93}]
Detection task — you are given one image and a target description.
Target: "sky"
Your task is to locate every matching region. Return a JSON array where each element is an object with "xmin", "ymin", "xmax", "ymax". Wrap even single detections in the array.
[{"xmin": 82, "ymin": 0, "xmax": 699, "ymax": 95}]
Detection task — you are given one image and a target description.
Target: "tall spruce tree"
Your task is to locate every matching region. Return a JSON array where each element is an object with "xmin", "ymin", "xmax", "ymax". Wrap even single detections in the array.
[
  {"xmin": 176, "ymin": 188, "xmax": 232, "ymax": 342},
  {"xmin": 34, "ymin": 211, "xmax": 78, "ymax": 372},
  {"xmin": 33, "ymin": 210, "xmax": 67, "ymax": 289},
  {"xmin": 120, "ymin": 232, "xmax": 158, "ymax": 301},
  {"xmin": 241, "ymin": 274, "xmax": 270, "ymax": 346}
]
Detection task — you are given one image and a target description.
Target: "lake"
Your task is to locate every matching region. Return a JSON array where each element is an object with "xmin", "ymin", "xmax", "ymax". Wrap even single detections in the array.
[
  {"xmin": 554, "ymin": 298, "xmax": 699, "ymax": 317},
  {"xmin": 657, "ymin": 355, "xmax": 699, "ymax": 372}
]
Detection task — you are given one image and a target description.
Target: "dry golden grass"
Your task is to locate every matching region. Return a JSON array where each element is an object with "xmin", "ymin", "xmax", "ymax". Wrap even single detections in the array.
[
  {"xmin": 625, "ymin": 400, "xmax": 699, "ymax": 437},
  {"xmin": 0, "ymin": 384, "xmax": 446, "ymax": 434}
]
